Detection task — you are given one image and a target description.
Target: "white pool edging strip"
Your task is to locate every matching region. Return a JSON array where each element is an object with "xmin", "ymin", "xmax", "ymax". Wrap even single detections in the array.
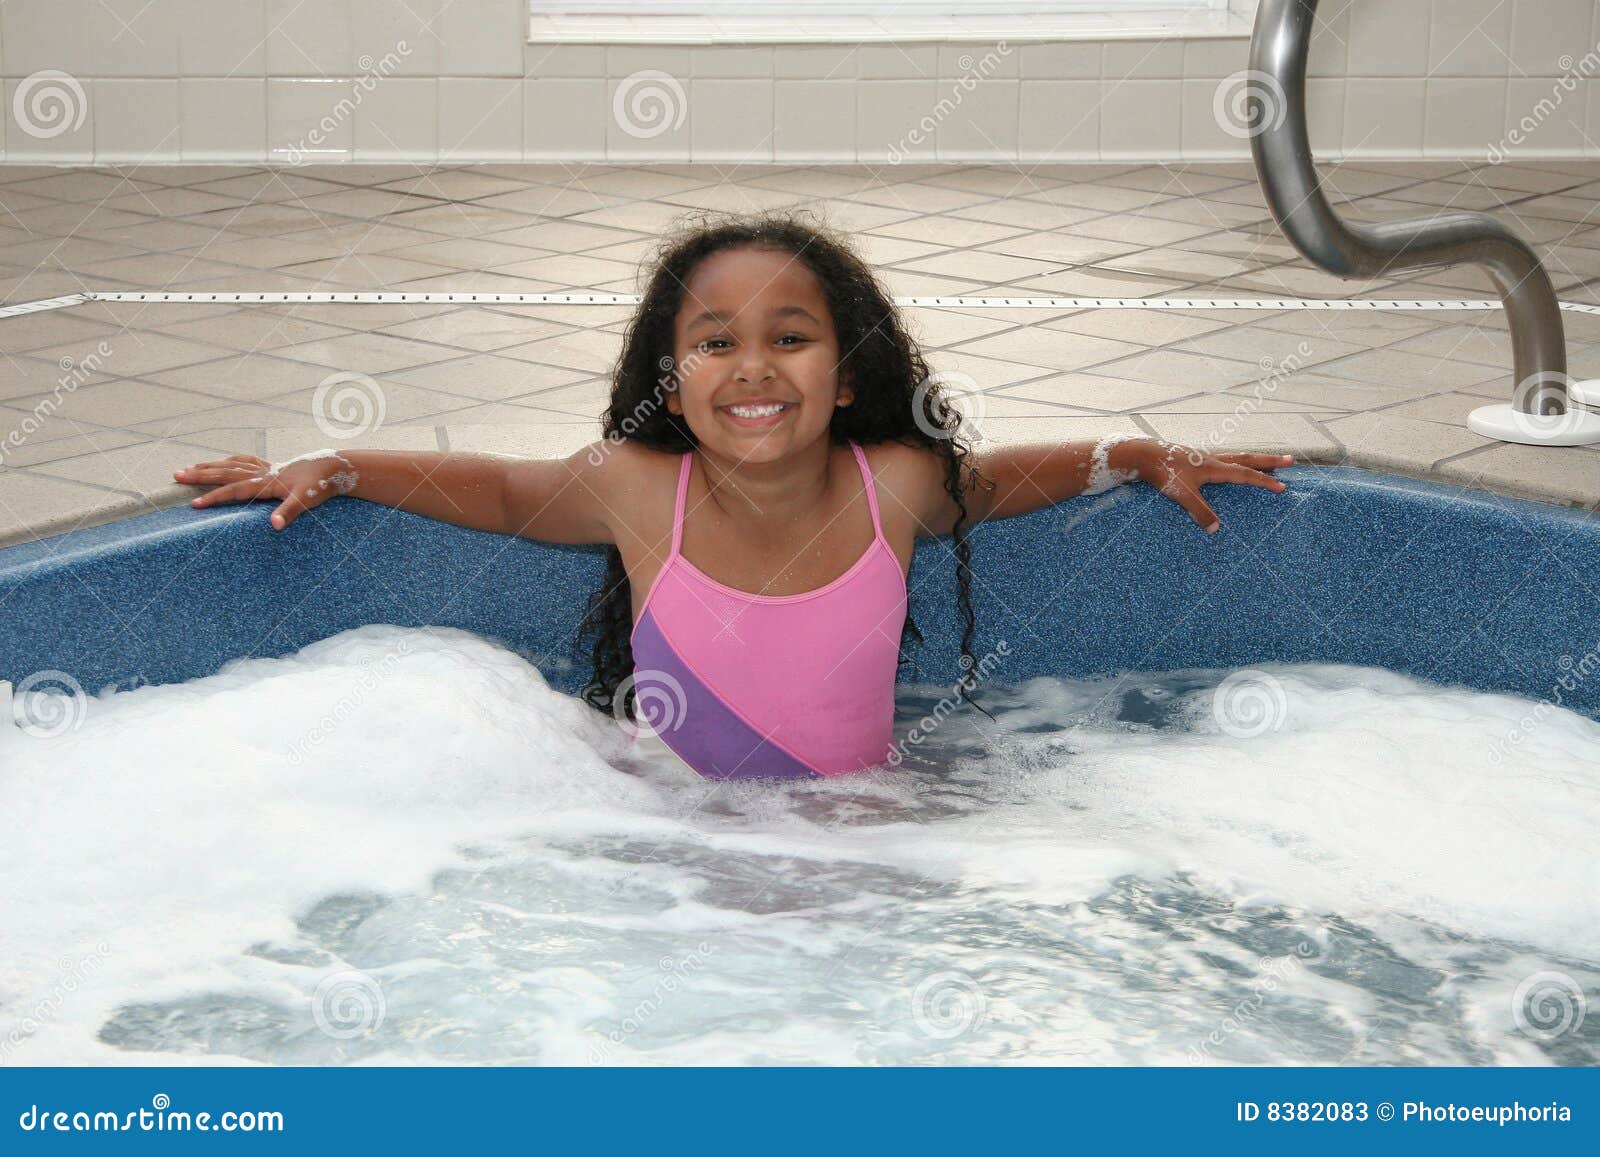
[{"xmin": 5, "ymin": 290, "xmax": 1600, "ymax": 318}]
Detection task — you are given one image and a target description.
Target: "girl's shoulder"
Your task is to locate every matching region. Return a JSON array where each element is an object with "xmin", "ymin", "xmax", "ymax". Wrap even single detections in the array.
[{"xmin": 857, "ymin": 437, "xmax": 974, "ymax": 537}]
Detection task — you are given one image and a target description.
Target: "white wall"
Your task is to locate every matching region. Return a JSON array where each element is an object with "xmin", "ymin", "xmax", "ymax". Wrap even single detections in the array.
[{"xmin": 0, "ymin": 0, "xmax": 1594, "ymax": 164}]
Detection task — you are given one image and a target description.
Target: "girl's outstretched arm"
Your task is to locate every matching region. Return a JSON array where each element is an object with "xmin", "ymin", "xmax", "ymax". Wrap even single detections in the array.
[
  {"xmin": 891, "ymin": 435, "xmax": 1293, "ymax": 537},
  {"xmin": 176, "ymin": 443, "xmax": 622, "ymax": 544}
]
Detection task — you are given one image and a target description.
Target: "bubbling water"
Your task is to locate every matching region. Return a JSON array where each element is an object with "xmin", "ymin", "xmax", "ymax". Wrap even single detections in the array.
[{"xmin": 1, "ymin": 625, "xmax": 1595, "ymax": 1066}]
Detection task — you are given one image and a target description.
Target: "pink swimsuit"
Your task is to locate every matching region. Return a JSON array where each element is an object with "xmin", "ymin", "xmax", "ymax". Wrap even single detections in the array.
[{"xmin": 628, "ymin": 440, "xmax": 909, "ymax": 780}]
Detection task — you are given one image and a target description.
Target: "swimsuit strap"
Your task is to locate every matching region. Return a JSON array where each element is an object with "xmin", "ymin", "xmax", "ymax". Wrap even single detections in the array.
[
  {"xmin": 847, "ymin": 439, "xmax": 887, "ymax": 544},
  {"xmin": 669, "ymin": 447, "xmax": 693, "ymax": 559}
]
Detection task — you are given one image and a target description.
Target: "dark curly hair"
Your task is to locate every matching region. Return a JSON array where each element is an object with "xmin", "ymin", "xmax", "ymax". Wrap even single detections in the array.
[{"xmin": 577, "ymin": 207, "xmax": 993, "ymax": 725}]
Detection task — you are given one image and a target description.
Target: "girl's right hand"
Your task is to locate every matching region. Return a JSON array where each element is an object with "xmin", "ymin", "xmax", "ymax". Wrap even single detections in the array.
[{"xmin": 173, "ymin": 452, "xmax": 352, "ymax": 531}]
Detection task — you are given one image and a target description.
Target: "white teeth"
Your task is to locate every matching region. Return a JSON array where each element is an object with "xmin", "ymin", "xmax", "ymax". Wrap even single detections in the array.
[{"xmin": 727, "ymin": 403, "xmax": 787, "ymax": 418}]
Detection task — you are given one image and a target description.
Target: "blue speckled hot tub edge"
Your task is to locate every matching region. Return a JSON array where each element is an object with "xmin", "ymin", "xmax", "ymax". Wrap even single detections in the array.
[{"xmin": 2, "ymin": 465, "xmax": 1597, "ymax": 719}]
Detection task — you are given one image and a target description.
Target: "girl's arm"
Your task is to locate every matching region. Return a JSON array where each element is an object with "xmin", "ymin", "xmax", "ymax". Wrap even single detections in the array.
[
  {"xmin": 894, "ymin": 436, "xmax": 1293, "ymax": 537},
  {"xmin": 175, "ymin": 444, "xmax": 620, "ymax": 544}
]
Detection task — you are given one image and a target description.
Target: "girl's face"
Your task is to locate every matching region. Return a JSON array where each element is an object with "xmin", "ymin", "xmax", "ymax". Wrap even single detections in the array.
[{"xmin": 666, "ymin": 246, "xmax": 853, "ymax": 462}]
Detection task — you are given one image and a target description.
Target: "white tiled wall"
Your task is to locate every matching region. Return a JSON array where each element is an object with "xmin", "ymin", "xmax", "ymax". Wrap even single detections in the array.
[{"xmin": 0, "ymin": 0, "xmax": 1595, "ymax": 164}]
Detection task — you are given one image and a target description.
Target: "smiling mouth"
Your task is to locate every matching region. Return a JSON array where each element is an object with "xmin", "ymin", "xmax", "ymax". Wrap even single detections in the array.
[{"xmin": 718, "ymin": 401, "xmax": 797, "ymax": 425}]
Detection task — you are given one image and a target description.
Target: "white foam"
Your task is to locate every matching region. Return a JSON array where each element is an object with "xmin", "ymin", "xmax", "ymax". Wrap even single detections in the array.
[{"xmin": 1, "ymin": 629, "xmax": 1594, "ymax": 1065}]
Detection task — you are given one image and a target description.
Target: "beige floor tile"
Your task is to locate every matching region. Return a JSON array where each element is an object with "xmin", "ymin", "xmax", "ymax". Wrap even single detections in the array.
[
  {"xmin": 1313, "ymin": 346, "xmax": 1506, "ymax": 391},
  {"xmin": 1139, "ymin": 412, "xmax": 1341, "ymax": 461},
  {"xmin": 0, "ymin": 471, "xmax": 141, "ymax": 549},
  {"xmin": 923, "ymin": 350, "xmax": 1063, "ymax": 390},
  {"xmin": 895, "ymin": 249, "xmax": 1065, "ymax": 284},
  {"xmin": 1092, "ymin": 347, "xmax": 1266, "ymax": 388},
  {"xmin": 388, "ymin": 352, "xmax": 590, "ymax": 400},
  {"xmin": 964, "ymin": 414, "xmax": 1147, "ymax": 446},
  {"xmin": 31, "ymin": 437, "xmax": 228, "ymax": 498},
  {"xmin": 869, "ymin": 215, "xmax": 1030, "ymax": 248},
  {"xmin": 262, "ymin": 426, "xmax": 444, "ymax": 461},
  {"xmin": 1433, "ymin": 443, "xmax": 1600, "ymax": 507},
  {"xmin": 0, "ymin": 426, "xmax": 149, "ymax": 468},
  {"xmin": 1040, "ymin": 308, "xmax": 1230, "ymax": 346},
  {"xmin": 268, "ymin": 378, "xmax": 476, "ymax": 429},
  {"xmin": 498, "ymin": 330, "xmax": 623, "ymax": 374},
  {"xmin": 1377, "ymin": 392, "xmax": 1498, "ymax": 425},
  {"xmin": 148, "ymin": 352, "xmax": 342, "ymax": 400},
  {"xmin": 444, "ymin": 423, "xmax": 603, "ymax": 459},
  {"xmin": 1172, "ymin": 326, "xmax": 1372, "ymax": 368},
  {"xmin": 153, "ymin": 312, "xmax": 354, "ymax": 353},
  {"xmin": 947, "ymin": 328, "xmax": 1146, "ymax": 372},
  {"xmin": 376, "ymin": 309, "xmax": 571, "ymax": 351},
  {"xmin": 996, "ymin": 372, "xmax": 1206, "ymax": 412},
  {"xmin": 1323, "ymin": 411, "xmax": 1492, "ymax": 471},
  {"xmin": 8, "ymin": 379, "xmax": 225, "ymax": 429},
  {"xmin": 271, "ymin": 332, "xmax": 471, "ymax": 373}
]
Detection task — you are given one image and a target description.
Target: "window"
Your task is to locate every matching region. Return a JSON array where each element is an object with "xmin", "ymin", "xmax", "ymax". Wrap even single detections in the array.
[{"xmin": 529, "ymin": 2, "xmax": 1239, "ymax": 43}]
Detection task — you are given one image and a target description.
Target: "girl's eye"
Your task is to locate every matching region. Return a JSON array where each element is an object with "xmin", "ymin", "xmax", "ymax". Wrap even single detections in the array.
[
  {"xmin": 697, "ymin": 339, "xmax": 730, "ymax": 352},
  {"xmin": 777, "ymin": 335, "xmax": 807, "ymax": 345}
]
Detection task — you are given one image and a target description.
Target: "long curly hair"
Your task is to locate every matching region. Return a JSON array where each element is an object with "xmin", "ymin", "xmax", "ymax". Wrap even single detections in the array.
[{"xmin": 577, "ymin": 208, "xmax": 993, "ymax": 724}]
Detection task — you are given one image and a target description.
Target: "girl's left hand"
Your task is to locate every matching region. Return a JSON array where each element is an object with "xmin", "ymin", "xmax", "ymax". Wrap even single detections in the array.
[{"xmin": 1136, "ymin": 442, "xmax": 1294, "ymax": 533}]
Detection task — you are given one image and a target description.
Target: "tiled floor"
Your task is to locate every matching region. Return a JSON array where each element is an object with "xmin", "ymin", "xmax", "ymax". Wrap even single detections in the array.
[{"xmin": 5, "ymin": 158, "xmax": 1600, "ymax": 548}]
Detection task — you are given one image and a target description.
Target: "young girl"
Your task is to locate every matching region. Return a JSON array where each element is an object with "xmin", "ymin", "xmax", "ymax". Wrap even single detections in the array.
[{"xmin": 173, "ymin": 212, "xmax": 1293, "ymax": 782}]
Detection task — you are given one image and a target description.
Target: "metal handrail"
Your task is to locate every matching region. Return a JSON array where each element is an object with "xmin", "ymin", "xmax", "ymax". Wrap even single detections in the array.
[{"xmin": 1247, "ymin": 0, "xmax": 1569, "ymax": 418}]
